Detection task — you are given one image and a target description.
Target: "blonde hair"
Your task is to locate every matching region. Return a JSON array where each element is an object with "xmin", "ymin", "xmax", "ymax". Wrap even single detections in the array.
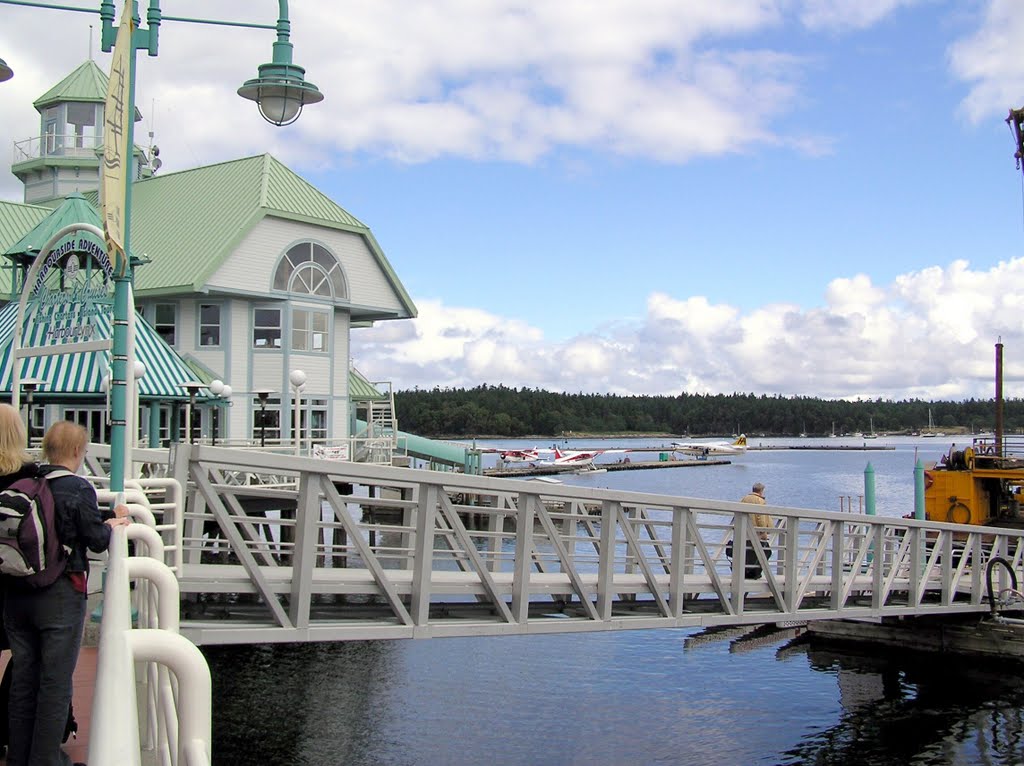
[
  {"xmin": 41, "ymin": 420, "xmax": 87, "ymax": 466},
  {"xmin": 0, "ymin": 403, "xmax": 30, "ymax": 475}
]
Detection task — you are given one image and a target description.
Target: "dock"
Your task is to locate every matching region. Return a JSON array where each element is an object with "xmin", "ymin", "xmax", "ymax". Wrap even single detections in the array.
[{"xmin": 485, "ymin": 457, "xmax": 731, "ymax": 478}]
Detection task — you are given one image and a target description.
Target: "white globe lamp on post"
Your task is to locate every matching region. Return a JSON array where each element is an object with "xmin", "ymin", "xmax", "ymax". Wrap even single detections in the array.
[
  {"xmin": 289, "ymin": 369, "xmax": 307, "ymax": 455},
  {"xmin": 130, "ymin": 360, "xmax": 146, "ymax": 447},
  {"xmin": 209, "ymin": 382, "xmax": 231, "ymax": 445}
]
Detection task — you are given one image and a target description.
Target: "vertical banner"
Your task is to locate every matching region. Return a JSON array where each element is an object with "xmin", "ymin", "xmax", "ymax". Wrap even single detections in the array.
[{"xmin": 101, "ymin": 1, "xmax": 133, "ymax": 277}]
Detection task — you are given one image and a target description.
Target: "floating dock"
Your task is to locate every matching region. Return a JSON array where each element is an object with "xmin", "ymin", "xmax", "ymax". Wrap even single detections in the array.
[{"xmin": 485, "ymin": 457, "xmax": 731, "ymax": 478}]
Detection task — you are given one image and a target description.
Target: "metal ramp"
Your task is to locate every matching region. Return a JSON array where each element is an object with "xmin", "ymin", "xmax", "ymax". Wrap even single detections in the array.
[{"xmin": 109, "ymin": 444, "xmax": 1024, "ymax": 646}]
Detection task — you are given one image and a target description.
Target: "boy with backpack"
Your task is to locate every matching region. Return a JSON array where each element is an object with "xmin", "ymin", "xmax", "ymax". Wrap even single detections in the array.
[{"xmin": 1, "ymin": 416, "xmax": 129, "ymax": 766}]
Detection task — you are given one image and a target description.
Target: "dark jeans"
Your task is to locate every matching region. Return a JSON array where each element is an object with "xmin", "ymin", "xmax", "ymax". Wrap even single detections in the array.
[
  {"xmin": 4, "ymin": 577, "xmax": 85, "ymax": 766},
  {"xmin": 727, "ymin": 540, "xmax": 770, "ymax": 579}
]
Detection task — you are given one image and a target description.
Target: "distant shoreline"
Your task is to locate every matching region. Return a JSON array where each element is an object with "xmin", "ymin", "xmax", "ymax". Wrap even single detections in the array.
[{"xmin": 436, "ymin": 429, "xmax": 975, "ymax": 441}]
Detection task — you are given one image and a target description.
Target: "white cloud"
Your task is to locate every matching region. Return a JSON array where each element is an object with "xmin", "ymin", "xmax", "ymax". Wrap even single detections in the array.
[
  {"xmin": 950, "ymin": 0, "xmax": 1024, "ymax": 123},
  {"xmin": 353, "ymin": 258, "xmax": 1024, "ymax": 400},
  {"xmin": 0, "ymin": 1, "xmax": 803, "ymax": 200},
  {"xmin": 798, "ymin": 0, "xmax": 923, "ymax": 31}
]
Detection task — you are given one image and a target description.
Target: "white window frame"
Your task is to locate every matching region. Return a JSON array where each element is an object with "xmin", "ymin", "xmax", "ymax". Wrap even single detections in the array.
[
  {"xmin": 291, "ymin": 307, "xmax": 329, "ymax": 353},
  {"xmin": 253, "ymin": 306, "xmax": 282, "ymax": 349},
  {"xmin": 154, "ymin": 303, "xmax": 177, "ymax": 346},
  {"xmin": 199, "ymin": 303, "xmax": 222, "ymax": 347}
]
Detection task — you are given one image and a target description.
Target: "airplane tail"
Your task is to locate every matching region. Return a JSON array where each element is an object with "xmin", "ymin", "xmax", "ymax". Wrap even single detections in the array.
[{"xmin": 733, "ymin": 435, "xmax": 747, "ymax": 448}]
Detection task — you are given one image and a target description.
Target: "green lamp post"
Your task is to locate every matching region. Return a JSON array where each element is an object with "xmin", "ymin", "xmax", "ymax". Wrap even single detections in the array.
[{"xmin": 0, "ymin": 0, "xmax": 323, "ymax": 500}]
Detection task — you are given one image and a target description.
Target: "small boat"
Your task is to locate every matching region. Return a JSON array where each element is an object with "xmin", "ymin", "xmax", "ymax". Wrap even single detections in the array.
[
  {"xmin": 922, "ymin": 408, "xmax": 939, "ymax": 437},
  {"xmin": 864, "ymin": 418, "xmax": 878, "ymax": 439}
]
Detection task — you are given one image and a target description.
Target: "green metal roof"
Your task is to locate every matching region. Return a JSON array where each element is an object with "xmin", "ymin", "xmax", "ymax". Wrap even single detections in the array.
[
  {"xmin": 0, "ymin": 201, "xmax": 50, "ymax": 254},
  {"xmin": 349, "ymin": 367, "xmax": 388, "ymax": 400},
  {"xmin": 125, "ymin": 153, "xmax": 416, "ymax": 319},
  {"xmin": 34, "ymin": 60, "xmax": 108, "ymax": 110},
  {"xmin": 2, "ymin": 193, "xmax": 140, "ymax": 266}
]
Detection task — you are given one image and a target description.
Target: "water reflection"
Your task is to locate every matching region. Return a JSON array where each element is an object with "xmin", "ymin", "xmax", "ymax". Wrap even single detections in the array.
[
  {"xmin": 202, "ymin": 440, "xmax": 1021, "ymax": 766},
  {"xmin": 779, "ymin": 639, "xmax": 1024, "ymax": 766}
]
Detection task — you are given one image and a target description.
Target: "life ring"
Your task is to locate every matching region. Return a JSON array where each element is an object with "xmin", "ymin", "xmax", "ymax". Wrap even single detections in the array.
[
  {"xmin": 924, "ymin": 470, "xmax": 934, "ymax": 490},
  {"xmin": 946, "ymin": 501, "xmax": 971, "ymax": 525}
]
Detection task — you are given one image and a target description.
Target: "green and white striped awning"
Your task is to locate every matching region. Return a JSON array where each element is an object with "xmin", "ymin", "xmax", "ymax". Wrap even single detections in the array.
[{"xmin": 0, "ymin": 302, "xmax": 208, "ymax": 401}]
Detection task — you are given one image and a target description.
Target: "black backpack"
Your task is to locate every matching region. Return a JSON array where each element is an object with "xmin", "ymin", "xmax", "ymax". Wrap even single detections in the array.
[{"xmin": 0, "ymin": 468, "xmax": 74, "ymax": 588}]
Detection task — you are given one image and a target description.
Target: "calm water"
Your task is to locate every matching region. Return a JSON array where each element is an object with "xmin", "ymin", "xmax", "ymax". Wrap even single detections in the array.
[{"xmin": 206, "ymin": 436, "xmax": 1024, "ymax": 766}]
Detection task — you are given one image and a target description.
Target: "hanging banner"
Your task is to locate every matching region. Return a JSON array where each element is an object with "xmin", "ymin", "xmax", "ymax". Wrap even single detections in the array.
[{"xmin": 101, "ymin": 0, "xmax": 133, "ymax": 278}]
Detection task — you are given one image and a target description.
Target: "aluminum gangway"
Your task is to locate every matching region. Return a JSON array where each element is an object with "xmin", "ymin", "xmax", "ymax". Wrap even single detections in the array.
[{"xmin": 101, "ymin": 444, "xmax": 1024, "ymax": 646}]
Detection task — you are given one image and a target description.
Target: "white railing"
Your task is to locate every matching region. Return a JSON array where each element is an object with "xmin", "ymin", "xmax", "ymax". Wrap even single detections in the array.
[
  {"xmin": 157, "ymin": 444, "xmax": 1024, "ymax": 645},
  {"xmin": 13, "ymin": 133, "xmax": 104, "ymax": 163},
  {"xmin": 92, "ymin": 476, "xmax": 185, "ymax": 574},
  {"xmin": 89, "ymin": 523, "xmax": 211, "ymax": 766}
]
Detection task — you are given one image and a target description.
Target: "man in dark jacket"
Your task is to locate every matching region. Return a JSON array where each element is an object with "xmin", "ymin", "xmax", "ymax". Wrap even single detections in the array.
[{"xmin": 4, "ymin": 421, "xmax": 129, "ymax": 766}]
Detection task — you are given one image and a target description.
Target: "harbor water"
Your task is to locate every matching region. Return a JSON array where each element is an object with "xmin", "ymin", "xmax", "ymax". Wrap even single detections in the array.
[{"xmin": 205, "ymin": 436, "xmax": 1024, "ymax": 765}]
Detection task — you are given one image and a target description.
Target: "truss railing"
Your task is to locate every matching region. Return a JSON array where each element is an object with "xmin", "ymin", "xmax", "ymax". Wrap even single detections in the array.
[{"xmin": 149, "ymin": 444, "xmax": 1024, "ymax": 645}]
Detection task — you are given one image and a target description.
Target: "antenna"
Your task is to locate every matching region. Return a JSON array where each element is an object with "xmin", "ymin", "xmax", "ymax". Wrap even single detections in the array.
[{"xmin": 146, "ymin": 100, "xmax": 162, "ymax": 173}]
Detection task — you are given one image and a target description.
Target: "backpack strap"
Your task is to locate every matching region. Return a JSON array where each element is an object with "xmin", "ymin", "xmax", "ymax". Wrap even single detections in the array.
[{"xmin": 37, "ymin": 468, "xmax": 76, "ymax": 482}]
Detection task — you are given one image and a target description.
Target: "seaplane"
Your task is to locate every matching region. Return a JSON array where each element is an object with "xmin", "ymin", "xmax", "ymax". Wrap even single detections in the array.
[
  {"xmin": 671, "ymin": 434, "xmax": 748, "ymax": 459},
  {"xmin": 531, "ymin": 447, "xmax": 625, "ymax": 469},
  {"xmin": 496, "ymin": 448, "xmax": 543, "ymax": 463}
]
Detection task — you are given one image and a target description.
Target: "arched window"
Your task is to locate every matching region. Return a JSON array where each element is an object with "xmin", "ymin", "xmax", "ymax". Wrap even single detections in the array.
[{"xmin": 273, "ymin": 242, "xmax": 347, "ymax": 299}]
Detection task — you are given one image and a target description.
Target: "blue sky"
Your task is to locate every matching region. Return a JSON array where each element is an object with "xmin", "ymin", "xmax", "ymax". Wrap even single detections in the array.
[{"xmin": 2, "ymin": 1, "xmax": 1024, "ymax": 400}]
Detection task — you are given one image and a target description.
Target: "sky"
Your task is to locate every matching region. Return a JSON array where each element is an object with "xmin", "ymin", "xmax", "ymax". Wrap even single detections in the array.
[{"xmin": 2, "ymin": 0, "xmax": 1024, "ymax": 401}]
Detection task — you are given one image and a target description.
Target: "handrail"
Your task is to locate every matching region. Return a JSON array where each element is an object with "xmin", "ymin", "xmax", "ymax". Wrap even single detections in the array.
[
  {"xmin": 147, "ymin": 443, "xmax": 1024, "ymax": 645},
  {"xmin": 93, "ymin": 476, "xmax": 184, "ymax": 573},
  {"xmin": 89, "ymin": 524, "xmax": 211, "ymax": 766}
]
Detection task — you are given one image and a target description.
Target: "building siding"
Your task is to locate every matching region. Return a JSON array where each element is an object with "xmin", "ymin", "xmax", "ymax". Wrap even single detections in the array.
[{"xmin": 208, "ymin": 217, "xmax": 407, "ymax": 314}]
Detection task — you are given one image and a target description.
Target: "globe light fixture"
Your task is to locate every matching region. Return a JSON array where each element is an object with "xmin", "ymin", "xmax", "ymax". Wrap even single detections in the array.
[
  {"xmin": 289, "ymin": 369, "xmax": 306, "ymax": 455},
  {"xmin": 237, "ymin": 15, "xmax": 323, "ymax": 126}
]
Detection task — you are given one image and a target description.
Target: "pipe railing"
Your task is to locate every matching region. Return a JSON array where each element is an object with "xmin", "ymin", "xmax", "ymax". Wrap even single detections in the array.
[{"xmin": 89, "ymin": 523, "xmax": 211, "ymax": 766}]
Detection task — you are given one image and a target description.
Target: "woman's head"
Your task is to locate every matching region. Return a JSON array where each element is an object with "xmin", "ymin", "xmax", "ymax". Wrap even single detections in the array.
[
  {"xmin": 41, "ymin": 420, "xmax": 88, "ymax": 471},
  {"xmin": 0, "ymin": 403, "xmax": 29, "ymax": 475},
  {"xmin": 0, "ymin": 403, "xmax": 30, "ymax": 475}
]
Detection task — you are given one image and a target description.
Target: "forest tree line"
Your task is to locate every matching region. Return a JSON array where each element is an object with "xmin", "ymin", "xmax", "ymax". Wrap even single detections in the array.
[{"xmin": 393, "ymin": 385, "xmax": 1024, "ymax": 438}]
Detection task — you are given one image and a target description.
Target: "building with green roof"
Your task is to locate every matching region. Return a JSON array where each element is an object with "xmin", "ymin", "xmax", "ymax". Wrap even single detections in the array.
[{"xmin": 1, "ymin": 60, "xmax": 417, "ymax": 449}]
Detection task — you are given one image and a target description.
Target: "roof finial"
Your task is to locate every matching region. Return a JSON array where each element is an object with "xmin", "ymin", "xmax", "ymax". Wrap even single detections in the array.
[{"xmin": 89, "ymin": 25, "xmax": 94, "ymax": 61}]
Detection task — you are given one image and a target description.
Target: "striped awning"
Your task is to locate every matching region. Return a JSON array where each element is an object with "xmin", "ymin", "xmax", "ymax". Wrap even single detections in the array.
[{"xmin": 0, "ymin": 301, "xmax": 208, "ymax": 401}]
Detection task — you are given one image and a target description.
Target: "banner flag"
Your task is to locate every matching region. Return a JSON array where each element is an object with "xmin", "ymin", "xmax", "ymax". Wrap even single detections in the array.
[{"xmin": 101, "ymin": 1, "xmax": 133, "ymax": 278}]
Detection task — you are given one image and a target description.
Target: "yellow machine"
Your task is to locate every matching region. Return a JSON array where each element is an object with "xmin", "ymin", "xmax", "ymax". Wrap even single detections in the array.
[{"xmin": 924, "ymin": 439, "xmax": 1024, "ymax": 527}]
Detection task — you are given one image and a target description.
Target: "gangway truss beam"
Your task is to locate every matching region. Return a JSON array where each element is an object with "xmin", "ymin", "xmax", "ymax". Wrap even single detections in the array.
[{"xmin": 120, "ymin": 444, "xmax": 1024, "ymax": 646}]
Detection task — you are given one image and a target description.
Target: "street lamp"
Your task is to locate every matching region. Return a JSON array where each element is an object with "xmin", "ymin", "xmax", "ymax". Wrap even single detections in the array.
[
  {"xmin": 289, "ymin": 369, "xmax": 306, "ymax": 456},
  {"xmin": 130, "ymin": 359, "xmax": 145, "ymax": 447},
  {"xmin": 236, "ymin": 10, "xmax": 324, "ymax": 126},
  {"xmin": 207, "ymin": 380, "xmax": 232, "ymax": 445},
  {"xmin": 0, "ymin": 0, "xmax": 323, "ymax": 501},
  {"xmin": 179, "ymin": 381, "xmax": 205, "ymax": 444},
  {"xmin": 20, "ymin": 378, "xmax": 45, "ymax": 441},
  {"xmin": 253, "ymin": 388, "xmax": 274, "ymax": 448}
]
